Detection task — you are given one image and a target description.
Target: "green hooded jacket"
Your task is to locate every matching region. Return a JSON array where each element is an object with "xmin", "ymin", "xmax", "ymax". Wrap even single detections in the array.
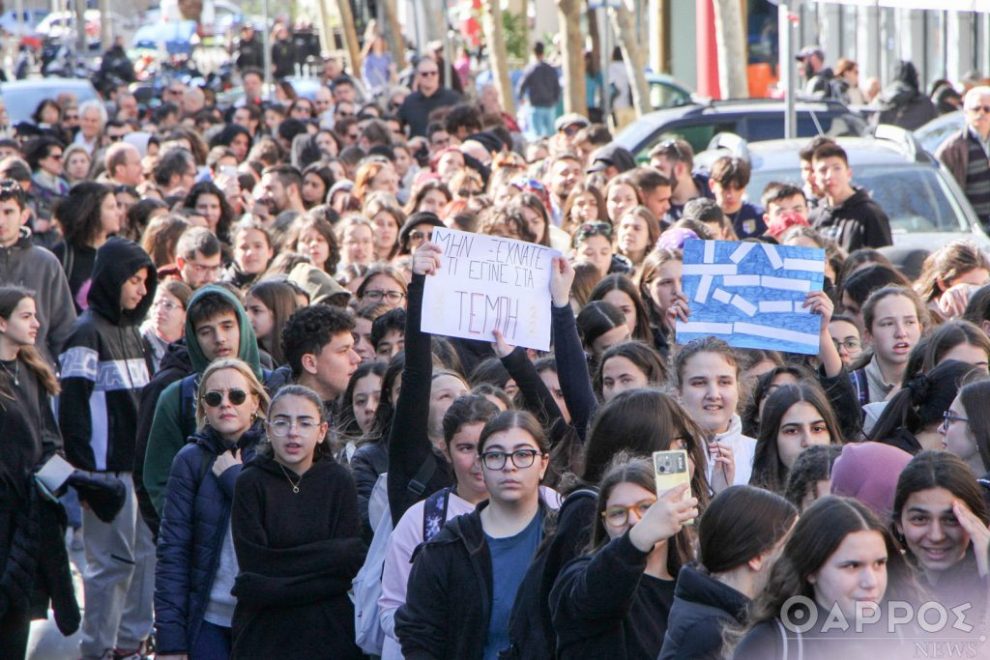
[{"xmin": 143, "ymin": 285, "xmax": 263, "ymax": 515}]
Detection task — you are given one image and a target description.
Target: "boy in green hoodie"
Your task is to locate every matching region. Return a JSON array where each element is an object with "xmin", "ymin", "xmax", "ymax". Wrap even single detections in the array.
[{"xmin": 142, "ymin": 285, "xmax": 273, "ymax": 517}]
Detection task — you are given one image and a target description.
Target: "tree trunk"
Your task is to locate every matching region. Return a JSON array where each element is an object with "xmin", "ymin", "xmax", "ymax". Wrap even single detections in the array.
[
  {"xmin": 74, "ymin": 0, "xmax": 86, "ymax": 54},
  {"xmin": 334, "ymin": 0, "xmax": 363, "ymax": 77},
  {"xmin": 556, "ymin": 0, "xmax": 587, "ymax": 116},
  {"xmin": 609, "ymin": 0, "xmax": 650, "ymax": 117},
  {"xmin": 481, "ymin": 1, "xmax": 516, "ymax": 115},
  {"xmin": 380, "ymin": 0, "xmax": 405, "ymax": 69},
  {"xmin": 712, "ymin": 0, "xmax": 748, "ymax": 99},
  {"xmin": 99, "ymin": 0, "xmax": 112, "ymax": 50}
]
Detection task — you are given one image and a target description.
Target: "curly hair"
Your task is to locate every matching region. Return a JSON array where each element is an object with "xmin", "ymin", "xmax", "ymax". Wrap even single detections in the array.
[{"xmin": 281, "ymin": 305, "xmax": 356, "ymax": 379}]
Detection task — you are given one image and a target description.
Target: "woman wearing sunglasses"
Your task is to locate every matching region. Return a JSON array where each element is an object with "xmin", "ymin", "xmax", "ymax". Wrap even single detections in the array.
[
  {"xmin": 155, "ymin": 358, "xmax": 269, "ymax": 660},
  {"xmin": 396, "ymin": 411, "xmax": 554, "ymax": 659}
]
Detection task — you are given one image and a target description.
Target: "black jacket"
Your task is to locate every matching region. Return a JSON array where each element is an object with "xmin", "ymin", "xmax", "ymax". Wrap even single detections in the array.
[
  {"xmin": 58, "ymin": 237, "xmax": 157, "ymax": 473},
  {"xmin": 154, "ymin": 422, "xmax": 264, "ymax": 654},
  {"xmin": 387, "ymin": 274, "xmax": 453, "ymax": 526},
  {"xmin": 396, "ymin": 501, "xmax": 551, "ymax": 660},
  {"xmin": 810, "ymin": 187, "xmax": 892, "ymax": 252},
  {"xmin": 351, "ymin": 439, "xmax": 387, "ymax": 536},
  {"xmin": 134, "ymin": 340, "xmax": 193, "ymax": 535},
  {"xmin": 0, "ymin": 388, "xmax": 79, "ymax": 635},
  {"xmin": 230, "ymin": 454, "xmax": 365, "ymax": 659},
  {"xmin": 658, "ymin": 564, "xmax": 748, "ymax": 660},
  {"xmin": 398, "ymin": 88, "xmax": 463, "ymax": 138},
  {"xmin": 550, "ymin": 532, "xmax": 675, "ymax": 660}
]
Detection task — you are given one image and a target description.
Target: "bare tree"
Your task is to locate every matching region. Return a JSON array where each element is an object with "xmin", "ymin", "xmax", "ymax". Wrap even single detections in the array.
[
  {"xmin": 334, "ymin": 0, "xmax": 363, "ymax": 77},
  {"xmin": 712, "ymin": 0, "xmax": 748, "ymax": 98},
  {"xmin": 481, "ymin": 1, "xmax": 516, "ymax": 115},
  {"xmin": 609, "ymin": 0, "xmax": 651, "ymax": 117},
  {"xmin": 380, "ymin": 0, "xmax": 405, "ymax": 68},
  {"xmin": 556, "ymin": 0, "xmax": 587, "ymax": 116}
]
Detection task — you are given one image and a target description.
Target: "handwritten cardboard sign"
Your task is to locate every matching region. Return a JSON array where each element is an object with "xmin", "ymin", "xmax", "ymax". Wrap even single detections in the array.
[
  {"xmin": 675, "ymin": 239, "xmax": 825, "ymax": 355},
  {"xmin": 422, "ymin": 228, "xmax": 559, "ymax": 350}
]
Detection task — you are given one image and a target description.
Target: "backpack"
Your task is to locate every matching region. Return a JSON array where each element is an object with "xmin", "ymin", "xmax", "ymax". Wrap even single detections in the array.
[{"xmin": 352, "ymin": 466, "xmax": 452, "ymax": 655}]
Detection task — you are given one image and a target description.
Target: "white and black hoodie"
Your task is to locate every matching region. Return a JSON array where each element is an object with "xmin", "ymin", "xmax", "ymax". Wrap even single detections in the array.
[{"xmin": 59, "ymin": 237, "xmax": 157, "ymax": 473}]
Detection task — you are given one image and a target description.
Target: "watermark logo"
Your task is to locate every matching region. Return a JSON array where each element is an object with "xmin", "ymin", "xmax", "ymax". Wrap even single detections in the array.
[{"xmin": 780, "ymin": 596, "xmax": 978, "ymax": 635}]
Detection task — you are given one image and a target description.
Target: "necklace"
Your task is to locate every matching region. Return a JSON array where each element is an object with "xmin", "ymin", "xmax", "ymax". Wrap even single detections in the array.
[
  {"xmin": 0, "ymin": 359, "xmax": 19, "ymax": 386},
  {"xmin": 278, "ymin": 462, "xmax": 301, "ymax": 494}
]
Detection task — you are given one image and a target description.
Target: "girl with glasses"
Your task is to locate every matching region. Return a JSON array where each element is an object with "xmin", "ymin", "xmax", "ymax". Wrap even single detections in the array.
[
  {"xmin": 396, "ymin": 411, "xmax": 553, "ymax": 659},
  {"xmin": 229, "ymin": 384, "xmax": 365, "ymax": 659},
  {"xmin": 141, "ymin": 280, "xmax": 191, "ymax": 373},
  {"xmin": 941, "ymin": 378, "xmax": 990, "ymax": 482},
  {"xmin": 356, "ymin": 264, "xmax": 408, "ymax": 311},
  {"xmin": 155, "ymin": 358, "xmax": 269, "ymax": 660},
  {"xmin": 550, "ymin": 453, "xmax": 698, "ymax": 659}
]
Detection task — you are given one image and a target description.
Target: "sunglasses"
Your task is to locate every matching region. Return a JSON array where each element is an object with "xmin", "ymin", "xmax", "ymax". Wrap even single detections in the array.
[
  {"xmin": 203, "ymin": 389, "xmax": 248, "ymax": 407},
  {"xmin": 967, "ymin": 105, "xmax": 990, "ymax": 114},
  {"xmin": 656, "ymin": 139, "xmax": 687, "ymax": 162},
  {"xmin": 410, "ymin": 229, "xmax": 433, "ymax": 242}
]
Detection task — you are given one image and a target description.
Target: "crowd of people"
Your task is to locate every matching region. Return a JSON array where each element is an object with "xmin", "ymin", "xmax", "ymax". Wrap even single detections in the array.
[{"xmin": 0, "ymin": 25, "xmax": 989, "ymax": 660}]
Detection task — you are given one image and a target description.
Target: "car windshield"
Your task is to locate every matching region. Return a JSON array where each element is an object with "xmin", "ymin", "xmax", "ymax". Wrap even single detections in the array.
[
  {"xmin": 748, "ymin": 164, "xmax": 968, "ymax": 234},
  {"xmin": 1, "ymin": 84, "xmax": 98, "ymax": 124}
]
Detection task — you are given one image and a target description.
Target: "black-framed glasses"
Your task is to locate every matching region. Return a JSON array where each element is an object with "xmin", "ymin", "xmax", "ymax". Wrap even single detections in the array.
[
  {"xmin": 942, "ymin": 411, "xmax": 969, "ymax": 431},
  {"xmin": 576, "ymin": 221, "xmax": 613, "ymax": 241},
  {"xmin": 203, "ymin": 389, "xmax": 248, "ymax": 407},
  {"xmin": 363, "ymin": 289, "xmax": 405, "ymax": 303},
  {"xmin": 409, "ymin": 229, "xmax": 433, "ymax": 243},
  {"xmin": 966, "ymin": 105, "xmax": 990, "ymax": 114},
  {"xmin": 479, "ymin": 449, "xmax": 542, "ymax": 470},
  {"xmin": 831, "ymin": 338, "xmax": 862, "ymax": 352},
  {"xmin": 602, "ymin": 499, "xmax": 655, "ymax": 529}
]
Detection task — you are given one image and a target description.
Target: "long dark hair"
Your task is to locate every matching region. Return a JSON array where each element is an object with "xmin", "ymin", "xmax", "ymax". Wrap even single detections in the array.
[
  {"xmin": 576, "ymin": 301, "xmax": 626, "ymax": 359},
  {"xmin": 740, "ymin": 496, "xmax": 920, "ymax": 628},
  {"xmin": 0, "ymin": 286, "xmax": 59, "ymax": 397},
  {"xmin": 338, "ymin": 360, "xmax": 387, "ymax": 438},
  {"xmin": 892, "ymin": 451, "xmax": 989, "ymax": 565},
  {"xmin": 583, "ymin": 389, "xmax": 710, "ymax": 508},
  {"xmin": 700, "ymin": 485, "xmax": 797, "ymax": 573},
  {"xmin": 752, "ymin": 383, "xmax": 843, "ymax": 494},
  {"xmin": 592, "ymin": 340, "xmax": 668, "ymax": 397},
  {"xmin": 588, "ymin": 274, "xmax": 653, "ymax": 343},
  {"xmin": 588, "ymin": 452, "xmax": 694, "ymax": 577},
  {"xmin": 246, "ymin": 280, "xmax": 299, "ymax": 366},
  {"xmin": 359, "ymin": 351, "xmax": 405, "ymax": 446},
  {"xmin": 869, "ymin": 359, "xmax": 978, "ymax": 444},
  {"xmin": 184, "ymin": 181, "xmax": 235, "ymax": 243},
  {"xmin": 56, "ymin": 181, "xmax": 113, "ymax": 248}
]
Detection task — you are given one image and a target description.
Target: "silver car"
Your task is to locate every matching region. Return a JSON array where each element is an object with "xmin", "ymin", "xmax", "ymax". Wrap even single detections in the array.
[{"xmin": 697, "ymin": 128, "xmax": 990, "ymax": 252}]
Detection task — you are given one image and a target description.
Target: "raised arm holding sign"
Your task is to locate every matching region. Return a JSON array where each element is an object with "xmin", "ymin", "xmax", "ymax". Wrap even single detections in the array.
[{"xmin": 420, "ymin": 227, "xmax": 560, "ymax": 351}]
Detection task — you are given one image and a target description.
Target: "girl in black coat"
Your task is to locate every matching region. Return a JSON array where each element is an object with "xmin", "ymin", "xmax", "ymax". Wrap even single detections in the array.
[
  {"xmin": 549, "ymin": 454, "xmax": 698, "ymax": 659},
  {"xmin": 154, "ymin": 358, "xmax": 269, "ymax": 660},
  {"xmin": 230, "ymin": 385, "xmax": 365, "ymax": 659},
  {"xmin": 396, "ymin": 411, "xmax": 552, "ymax": 660},
  {"xmin": 0, "ymin": 287, "xmax": 79, "ymax": 657},
  {"xmin": 659, "ymin": 486, "xmax": 797, "ymax": 660}
]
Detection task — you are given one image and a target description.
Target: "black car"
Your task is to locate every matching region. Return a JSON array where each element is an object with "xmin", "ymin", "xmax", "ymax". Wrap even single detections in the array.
[{"xmin": 614, "ymin": 98, "xmax": 869, "ymax": 159}]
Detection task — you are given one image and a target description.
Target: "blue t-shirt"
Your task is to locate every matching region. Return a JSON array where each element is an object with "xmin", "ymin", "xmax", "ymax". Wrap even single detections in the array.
[
  {"xmin": 483, "ymin": 511, "xmax": 543, "ymax": 660},
  {"xmin": 728, "ymin": 202, "xmax": 767, "ymax": 238}
]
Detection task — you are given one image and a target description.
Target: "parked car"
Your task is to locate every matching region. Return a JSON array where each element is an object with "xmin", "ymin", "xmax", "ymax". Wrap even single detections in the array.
[
  {"xmin": 914, "ymin": 110, "xmax": 964, "ymax": 155},
  {"xmin": 0, "ymin": 78, "xmax": 99, "ymax": 125},
  {"xmin": 645, "ymin": 72, "xmax": 695, "ymax": 110},
  {"xmin": 614, "ymin": 98, "xmax": 869, "ymax": 159},
  {"xmin": 693, "ymin": 126, "xmax": 990, "ymax": 252}
]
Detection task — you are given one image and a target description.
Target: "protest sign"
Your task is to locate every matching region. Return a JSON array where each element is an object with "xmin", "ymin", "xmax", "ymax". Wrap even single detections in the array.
[
  {"xmin": 422, "ymin": 228, "xmax": 558, "ymax": 351},
  {"xmin": 675, "ymin": 239, "xmax": 825, "ymax": 354}
]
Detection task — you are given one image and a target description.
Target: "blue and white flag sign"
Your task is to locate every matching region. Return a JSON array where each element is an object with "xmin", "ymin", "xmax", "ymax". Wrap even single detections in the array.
[{"xmin": 675, "ymin": 239, "xmax": 825, "ymax": 355}]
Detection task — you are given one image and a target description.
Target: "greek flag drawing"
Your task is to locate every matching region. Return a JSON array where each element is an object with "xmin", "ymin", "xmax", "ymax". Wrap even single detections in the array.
[{"xmin": 676, "ymin": 239, "xmax": 826, "ymax": 355}]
